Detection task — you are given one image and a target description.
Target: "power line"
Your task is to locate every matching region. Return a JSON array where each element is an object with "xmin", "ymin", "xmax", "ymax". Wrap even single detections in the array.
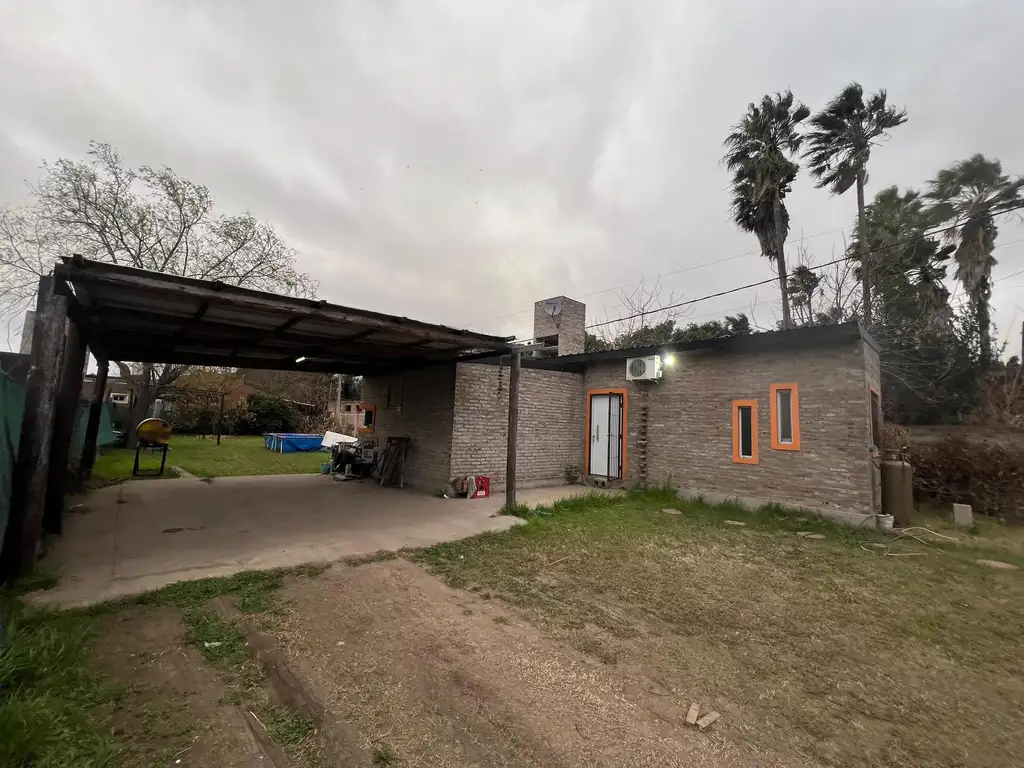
[
  {"xmin": 478, "ymin": 223, "xmax": 855, "ymax": 324},
  {"xmin": 586, "ymin": 203, "xmax": 1024, "ymax": 331}
]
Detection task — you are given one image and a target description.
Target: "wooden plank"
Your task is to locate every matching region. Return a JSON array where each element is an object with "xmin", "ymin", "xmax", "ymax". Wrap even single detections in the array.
[
  {"xmin": 43, "ymin": 317, "xmax": 87, "ymax": 535},
  {"xmin": 685, "ymin": 702, "xmax": 700, "ymax": 726},
  {"xmin": 505, "ymin": 353, "xmax": 521, "ymax": 509},
  {"xmin": 78, "ymin": 358, "xmax": 108, "ymax": 485},
  {"xmin": 1, "ymin": 276, "xmax": 68, "ymax": 581}
]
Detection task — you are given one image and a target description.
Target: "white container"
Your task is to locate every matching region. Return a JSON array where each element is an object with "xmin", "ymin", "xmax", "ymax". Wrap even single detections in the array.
[{"xmin": 877, "ymin": 514, "xmax": 894, "ymax": 531}]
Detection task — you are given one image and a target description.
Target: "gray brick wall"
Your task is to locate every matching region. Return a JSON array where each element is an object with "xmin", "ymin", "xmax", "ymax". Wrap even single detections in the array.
[
  {"xmin": 583, "ymin": 342, "xmax": 874, "ymax": 513},
  {"xmin": 451, "ymin": 363, "xmax": 584, "ymax": 489},
  {"xmin": 361, "ymin": 365, "xmax": 456, "ymax": 491},
  {"xmin": 533, "ymin": 297, "xmax": 586, "ymax": 356}
]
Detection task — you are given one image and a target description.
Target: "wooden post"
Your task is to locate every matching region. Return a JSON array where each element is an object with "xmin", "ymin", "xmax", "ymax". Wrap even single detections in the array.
[
  {"xmin": 43, "ymin": 317, "xmax": 87, "ymax": 535},
  {"xmin": 0, "ymin": 275, "xmax": 68, "ymax": 581},
  {"xmin": 79, "ymin": 358, "xmax": 108, "ymax": 486},
  {"xmin": 505, "ymin": 352, "xmax": 520, "ymax": 510},
  {"xmin": 217, "ymin": 393, "xmax": 225, "ymax": 445}
]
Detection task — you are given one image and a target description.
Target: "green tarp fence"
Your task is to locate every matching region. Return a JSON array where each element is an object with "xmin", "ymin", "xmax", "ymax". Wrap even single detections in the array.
[
  {"xmin": 0, "ymin": 370, "xmax": 116, "ymax": 546},
  {"xmin": 0, "ymin": 369, "xmax": 27, "ymax": 552}
]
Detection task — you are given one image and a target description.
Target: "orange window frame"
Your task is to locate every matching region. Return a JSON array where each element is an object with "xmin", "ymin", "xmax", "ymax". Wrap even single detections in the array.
[
  {"xmin": 358, "ymin": 403, "xmax": 377, "ymax": 434},
  {"xmin": 731, "ymin": 399, "xmax": 758, "ymax": 464},
  {"xmin": 769, "ymin": 383, "xmax": 800, "ymax": 451},
  {"xmin": 583, "ymin": 388, "xmax": 629, "ymax": 479}
]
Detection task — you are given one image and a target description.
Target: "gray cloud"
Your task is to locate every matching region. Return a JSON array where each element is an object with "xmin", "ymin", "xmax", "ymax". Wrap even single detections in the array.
[{"xmin": 1, "ymin": 0, "xmax": 1022, "ymax": 353}]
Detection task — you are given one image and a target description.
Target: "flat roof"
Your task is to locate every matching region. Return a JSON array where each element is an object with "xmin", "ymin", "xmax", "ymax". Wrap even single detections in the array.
[
  {"xmin": 499, "ymin": 321, "xmax": 877, "ymax": 373},
  {"xmin": 54, "ymin": 257, "xmax": 513, "ymax": 375}
]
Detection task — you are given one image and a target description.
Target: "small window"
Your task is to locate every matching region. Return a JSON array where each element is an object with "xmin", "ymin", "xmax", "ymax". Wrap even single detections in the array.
[
  {"xmin": 358, "ymin": 404, "xmax": 376, "ymax": 434},
  {"xmin": 769, "ymin": 383, "xmax": 800, "ymax": 451},
  {"xmin": 109, "ymin": 392, "xmax": 130, "ymax": 405},
  {"xmin": 732, "ymin": 399, "xmax": 758, "ymax": 464}
]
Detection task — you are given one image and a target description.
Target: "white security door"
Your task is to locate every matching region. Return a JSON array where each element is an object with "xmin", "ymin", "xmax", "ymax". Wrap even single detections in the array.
[{"xmin": 589, "ymin": 393, "xmax": 623, "ymax": 479}]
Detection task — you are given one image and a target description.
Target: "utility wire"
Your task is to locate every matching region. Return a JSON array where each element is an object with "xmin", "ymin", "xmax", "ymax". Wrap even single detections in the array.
[
  {"xmin": 586, "ymin": 202, "xmax": 1024, "ymax": 331},
  {"xmin": 478, "ymin": 223, "xmax": 855, "ymax": 324}
]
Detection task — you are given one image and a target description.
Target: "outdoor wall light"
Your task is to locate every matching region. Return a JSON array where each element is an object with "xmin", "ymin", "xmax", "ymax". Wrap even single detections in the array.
[
  {"xmin": 663, "ymin": 353, "xmax": 676, "ymax": 366},
  {"xmin": 295, "ymin": 356, "xmax": 307, "ymax": 363}
]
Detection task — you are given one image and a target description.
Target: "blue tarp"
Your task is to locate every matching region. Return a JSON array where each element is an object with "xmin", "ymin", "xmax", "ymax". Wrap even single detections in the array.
[{"xmin": 264, "ymin": 433, "xmax": 324, "ymax": 453}]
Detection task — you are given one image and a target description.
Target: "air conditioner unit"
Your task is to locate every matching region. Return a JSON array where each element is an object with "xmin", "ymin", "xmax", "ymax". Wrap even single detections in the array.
[{"xmin": 626, "ymin": 355, "xmax": 663, "ymax": 382}]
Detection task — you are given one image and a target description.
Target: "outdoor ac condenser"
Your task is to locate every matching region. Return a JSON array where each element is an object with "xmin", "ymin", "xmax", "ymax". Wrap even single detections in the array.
[{"xmin": 625, "ymin": 355, "xmax": 663, "ymax": 382}]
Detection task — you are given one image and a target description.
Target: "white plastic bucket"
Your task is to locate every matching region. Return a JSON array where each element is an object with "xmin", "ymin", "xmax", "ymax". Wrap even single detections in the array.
[{"xmin": 877, "ymin": 514, "xmax": 894, "ymax": 530}]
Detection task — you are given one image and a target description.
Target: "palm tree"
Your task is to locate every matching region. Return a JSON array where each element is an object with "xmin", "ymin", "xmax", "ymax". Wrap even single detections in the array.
[
  {"xmin": 724, "ymin": 91, "xmax": 810, "ymax": 329},
  {"xmin": 851, "ymin": 186, "xmax": 952, "ymax": 332},
  {"xmin": 805, "ymin": 83, "xmax": 907, "ymax": 325},
  {"xmin": 926, "ymin": 155, "xmax": 1024, "ymax": 367}
]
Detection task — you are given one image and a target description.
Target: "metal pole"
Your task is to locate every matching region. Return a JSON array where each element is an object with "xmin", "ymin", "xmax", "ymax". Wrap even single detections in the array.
[
  {"xmin": 217, "ymin": 393, "xmax": 225, "ymax": 445},
  {"xmin": 505, "ymin": 352, "xmax": 521, "ymax": 509}
]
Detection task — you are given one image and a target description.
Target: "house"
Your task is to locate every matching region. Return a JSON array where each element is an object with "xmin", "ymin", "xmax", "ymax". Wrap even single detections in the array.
[
  {"xmin": 329, "ymin": 399, "xmax": 365, "ymax": 435},
  {"xmin": 361, "ymin": 296, "xmax": 882, "ymax": 524},
  {"xmin": 81, "ymin": 374, "xmax": 138, "ymax": 406}
]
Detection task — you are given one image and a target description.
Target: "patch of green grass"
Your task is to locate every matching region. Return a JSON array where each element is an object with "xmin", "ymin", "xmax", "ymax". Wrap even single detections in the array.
[
  {"xmin": 344, "ymin": 550, "xmax": 399, "ymax": 567},
  {"xmin": 1, "ymin": 562, "xmax": 332, "ymax": 766},
  {"xmin": 413, "ymin": 488, "xmax": 1024, "ymax": 768},
  {"xmin": 264, "ymin": 706, "xmax": 316, "ymax": 747},
  {"xmin": 0, "ymin": 595, "xmax": 121, "ymax": 767},
  {"xmin": 90, "ymin": 448, "xmax": 180, "ymax": 486},
  {"xmin": 373, "ymin": 743, "xmax": 400, "ymax": 766},
  {"xmin": 499, "ymin": 502, "xmax": 530, "ymax": 517},
  {"xmin": 13, "ymin": 566, "xmax": 60, "ymax": 595},
  {"xmin": 92, "ymin": 436, "xmax": 325, "ymax": 483}
]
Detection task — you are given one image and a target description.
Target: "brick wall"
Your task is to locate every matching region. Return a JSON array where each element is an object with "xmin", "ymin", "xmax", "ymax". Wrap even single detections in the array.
[
  {"xmin": 451, "ymin": 363, "xmax": 584, "ymax": 489},
  {"xmin": 360, "ymin": 365, "xmax": 457, "ymax": 490},
  {"xmin": 533, "ymin": 297, "xmax": 586, "ymax": 356},
  {"xmin": 583, "ymin": 341, "xmax": 875, "ymax": 514}
]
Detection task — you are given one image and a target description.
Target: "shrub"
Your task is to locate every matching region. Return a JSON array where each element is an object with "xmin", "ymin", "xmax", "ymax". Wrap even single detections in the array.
[
  {"xmin": 909, "ymin": 436, "xmax": 1024, "ymax": 521},
  {"xmin": 233, "ymin": 394, "xmax": 301, "ymax": 435}
]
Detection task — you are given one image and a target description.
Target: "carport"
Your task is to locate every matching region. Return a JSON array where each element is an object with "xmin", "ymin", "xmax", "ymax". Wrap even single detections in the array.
[{"xmin": 2, "ymin": 256, "xmax": 528, "ymax": 582}]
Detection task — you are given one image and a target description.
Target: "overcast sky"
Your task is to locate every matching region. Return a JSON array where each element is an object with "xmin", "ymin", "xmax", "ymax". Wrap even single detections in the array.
[{"xmin": 2, "ymin": 0, "xmax": 1023, "ymax": 355}]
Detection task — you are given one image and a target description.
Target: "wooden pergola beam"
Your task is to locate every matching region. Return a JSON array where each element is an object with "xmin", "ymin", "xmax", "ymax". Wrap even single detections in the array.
[
  {"xmin": 0, "ymin": 275, "xmax": 68, "ymax": 582},
  {"xmin": 505, "ymin": 351, "xmax": 521, "ymax": 510},
  {"xmin": 44, "ymin": 316, "xmax": 87, "ymax": 535}
]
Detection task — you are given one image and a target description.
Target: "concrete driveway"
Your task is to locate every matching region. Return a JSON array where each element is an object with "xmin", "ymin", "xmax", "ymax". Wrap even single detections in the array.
[{"xmin": 41, "ymin": 475, "xmax": 579, "ymax": 606}]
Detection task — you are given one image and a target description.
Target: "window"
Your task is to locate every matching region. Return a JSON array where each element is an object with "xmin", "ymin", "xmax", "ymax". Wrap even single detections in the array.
[
  {"xmin": 359, "ymin": 403, "xmax": 376, "ymax": 434},
  {"xmin": 109, "ymin": 392, "xmax": 130, "ymax": 405},
  {"xmin": 732, "ymin": 399, "xmax": 758, "ymax": 464},
  {"xmin": 769, "ymin": 383, "xmax": 800, "ymax": 451}
]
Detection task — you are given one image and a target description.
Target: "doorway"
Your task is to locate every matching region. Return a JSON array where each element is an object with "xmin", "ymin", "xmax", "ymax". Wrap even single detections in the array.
[{"xmin": 586, "ymin": 389, "xmax": 626, "ymax": 480}]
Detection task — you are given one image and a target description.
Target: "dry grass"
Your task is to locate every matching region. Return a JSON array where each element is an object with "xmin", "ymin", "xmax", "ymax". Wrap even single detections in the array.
[{"xmin": 416, "ymin": 489, "xmax": 1024, "ymax": 768}]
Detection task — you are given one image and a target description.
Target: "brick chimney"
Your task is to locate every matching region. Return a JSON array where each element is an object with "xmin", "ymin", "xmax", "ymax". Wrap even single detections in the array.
[{"xmin": 533, "ymin": 296, "xmax": 585, "ymax": 356}]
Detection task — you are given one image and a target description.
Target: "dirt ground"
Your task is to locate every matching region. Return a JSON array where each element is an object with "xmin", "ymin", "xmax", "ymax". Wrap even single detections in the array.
[
  {"xmin": 91, "ymin": 607, "xmax": 273, "ymax": 768},
  {"xmin": 267, "ymin": 558, "xmax": 758, "ymax": 768},
  {"xmin": 88, "ymin": 560, "xmax": 760, "ymax": 768}
]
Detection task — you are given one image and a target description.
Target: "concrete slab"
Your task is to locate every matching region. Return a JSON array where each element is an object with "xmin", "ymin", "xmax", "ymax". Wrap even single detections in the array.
[{"xmin": 38, "ymin": 475, "xmax": 584, "ymax": 607}]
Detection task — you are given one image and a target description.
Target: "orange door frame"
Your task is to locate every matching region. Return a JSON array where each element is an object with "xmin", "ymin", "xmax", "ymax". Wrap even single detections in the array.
[{"xmin": 584, "ymin": 388, "xmax": 629, "ymax": 479}]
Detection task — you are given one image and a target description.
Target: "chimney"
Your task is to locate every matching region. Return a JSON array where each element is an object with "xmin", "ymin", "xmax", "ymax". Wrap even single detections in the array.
[{"xmin": 533, "ymin": 296, "xmax": 585, "ymax": 356}]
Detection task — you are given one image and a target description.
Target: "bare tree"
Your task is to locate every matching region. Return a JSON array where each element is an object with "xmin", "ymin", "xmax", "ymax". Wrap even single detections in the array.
[
  {"xmin": 588, "ymin": 277, "xmax": 688, "ymax": 350},
  {"xmin": 0, "ymin": 142, "xmax": 317, "ymax": 445}
]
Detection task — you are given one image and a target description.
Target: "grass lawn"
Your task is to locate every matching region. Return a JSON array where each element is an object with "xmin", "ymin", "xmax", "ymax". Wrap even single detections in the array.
[
  {"xmin": 91, "ymin": 435, "xmax": 325, "ymax": 484},
  {"xmin": 0, "ymin": 566, "xmax": 329, "ymax": 767},
  {"xmin": 417, "ymin": 489, "xmax": 1024, "ymax": 768}
]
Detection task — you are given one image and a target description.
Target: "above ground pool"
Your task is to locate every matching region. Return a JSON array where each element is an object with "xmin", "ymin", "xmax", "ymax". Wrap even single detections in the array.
[{"xmin": 263, "ymin": 433, "xmax": 325, "ymax": 453}]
